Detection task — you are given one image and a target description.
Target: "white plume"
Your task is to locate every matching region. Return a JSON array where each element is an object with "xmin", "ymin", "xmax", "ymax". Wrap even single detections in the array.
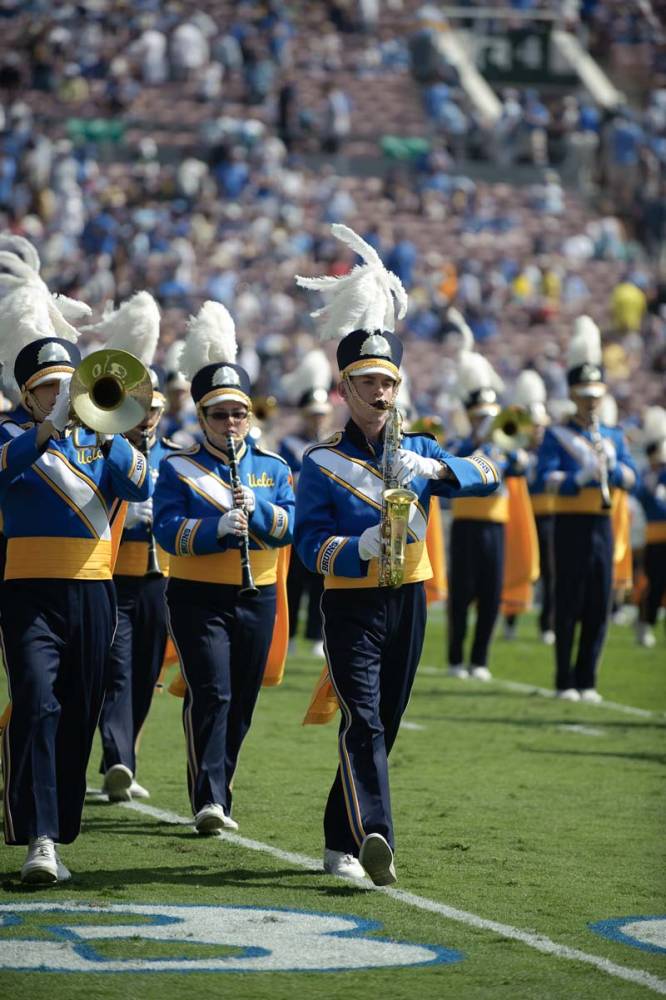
[
  {"xmin": 643, "ymin": 406, "xmax": 666, "ymax": 446},
  {"xmin": 514, "ymin": 370, "xmax": 546, "ymax": 409},
  {"xmin": 567, "ymin": 315, "xmax": 602, "ymax": 369},
  {"xmin": 179, "ymin": 301, "xmax": 237, "ymax": 380},
  {"xmin": 295, "ymin": 223, "xmax": 407, "ymax": 340},
  {"xmin": 457, "ymin": 350, "xmax": 504, "ymax": 399},
  {"xmin": 80, "ymin": 291, "xmax": 160, "ymax": 366},
  {"xmin": 51, "ymin": 293, "xmax": 92, "ymax": 324},
  {"xmin": 598, "ymin": 393, "xmax": 618, "ymax": 427},
  {"xmin": 446, "ymin": 307, "xmax": 474, "ymax": 353},
  {"xmin": 165, "ymin": 340, "xmax": 185, "ymax": 374},
  {"xmin": 0, "ymin": 249, "xmax": 88, "ymax": 340},
  {"xmin": 0, "ymin": 285, "xmax": 79, "ymax": 393},
  {"xmin": 282, "ymin": 349, "xmax": 332, "ymax": 404},
  {"xmin": 0, "ymin": 233, "xmax": 41, "ymax": 272}
]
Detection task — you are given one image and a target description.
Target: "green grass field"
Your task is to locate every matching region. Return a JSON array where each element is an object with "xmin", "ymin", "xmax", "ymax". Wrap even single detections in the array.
[{"xmin": 1, "ymin": 609, "xmax": 664, "ymax": 999}]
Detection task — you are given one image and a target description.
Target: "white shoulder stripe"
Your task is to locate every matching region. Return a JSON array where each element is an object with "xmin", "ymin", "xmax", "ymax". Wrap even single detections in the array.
[
  {"xmin": 169, "ymin": 455, "xmax": 233, "ymax": 512},
  {"xmin": 35, "ymin": 450, "xmax": 111, "ymax": 539}
]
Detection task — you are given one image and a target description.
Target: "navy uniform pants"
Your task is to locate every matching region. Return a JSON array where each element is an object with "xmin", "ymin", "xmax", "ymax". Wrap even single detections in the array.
[
  {"xmin": 642, "ymin": 541, "xmax": 666, "ymax": 627},
  {"xmin": 535, "ymin": 514, "xmax": 555, "ymax": 634},
  {"xmin": 99, "ymin": 575, "xmax": 168, "ymax": 777},
  {"xmin": 321, "ymin": 582, "xmax": 427, "ymax": 856},
  {"xmin": 166, "ymin": 578, "xmax": 276, "ymax": 816},
  {"xmin": 554, "ymin": 514, "xmax": 612, "ymax": 691},
  {"xmin": 286, "ymin": 551, "xmax": 323, "ymax": 640},
  {"xmin": 1, "ymin": 579, "xmax": 116, "ymax": 845},
  {"xmin": 448, "ymin": 519, "xmax": 504, "ymax": 668}
]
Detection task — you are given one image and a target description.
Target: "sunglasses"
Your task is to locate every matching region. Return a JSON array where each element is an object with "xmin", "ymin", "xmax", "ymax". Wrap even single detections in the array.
[{"xmin": 206, "ymin": 410, "xmax": 249, "ymax": 422}]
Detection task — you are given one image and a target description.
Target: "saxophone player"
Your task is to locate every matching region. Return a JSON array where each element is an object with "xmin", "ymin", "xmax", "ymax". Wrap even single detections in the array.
[
  {"xmin": 153, "ymin": 303, "xmax": 294, "ymax": 836},
  {"xmin": 294, "ymin": 225, "xmax": 499, "ymax": 886},
  {"xmin": 534, "ymin": 316, "xmax": 637, "ymax": 702}
]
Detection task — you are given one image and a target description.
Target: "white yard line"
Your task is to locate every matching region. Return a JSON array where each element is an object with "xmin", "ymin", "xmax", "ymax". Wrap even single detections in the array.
[
  {"xmin": 558, "ymin": 724, "xmax": 605, "ymax": 737},
  {"xmin": 418, "ymin": 666, "xmax": 661, "ymax": 719},
  {"xmin": 400, "ymin": 721, "xmax": 426, "ymax": 731},
  {"xmin": 123, "ymin": 800, "xmax": 666, "ymax": 996}
]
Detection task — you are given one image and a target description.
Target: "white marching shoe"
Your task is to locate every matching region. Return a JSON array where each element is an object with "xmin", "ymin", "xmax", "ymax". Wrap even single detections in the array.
[
  {"xmin": 579, "ymin": 688, "xmax": 603, "ymax": 704},
  {"xmin": 359, "ymin": 833, "xmax": 397, "ymax": 887},
  {"xmin": 129, "ymin": 779, "xmax": 150, "ymax": 799},
  {"xmin": 555, "ymin": 688, "xmax": 580, "ymax": 702},
  {"xmin": 21, "ymin": 836, "xmax": 58, "ymax": 884},
  {"xmin": 447, "ymin": 664, "xmax": 468, "ymax": 679},
  {"xmin": 311, "ymin": 640, "xmax": 325, "ymax": 658},
  {"xmin": 103, "ymin": 763, "xmax": 133, "ymax": 802},
  {"xmin": 469, "ymin": 666, "xmax": 492, "ymax": 682},
  {"xmin": 541, "ymin": 630, "xmax": 556, "ymax": 646},
  {"xmin": 636, "ymin": 624, "xmax": 657, "ymax": 649},
  {"xmin": 323, "ymin": 848, "xmax": 367, "ymax": 881},
  {"xmin": 194, "ymin": 803, "xmax": 239, "ymax": 834}
]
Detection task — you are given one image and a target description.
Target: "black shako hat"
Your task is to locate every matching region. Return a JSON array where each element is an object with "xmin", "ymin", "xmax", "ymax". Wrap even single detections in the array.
[
  {"xmin": 191, "ymin": 362, "xmax": 252, "ymax": 408},
  {"xmin": 336, "ymin": 329, "xmax": 403, "ymax": 380},
  {"xmin": 14, "ymin": 337, "xmax": 81, "ymax": 391}
]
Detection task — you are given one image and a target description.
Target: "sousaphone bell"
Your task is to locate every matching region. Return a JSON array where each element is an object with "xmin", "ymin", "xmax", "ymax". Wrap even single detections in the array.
[{"xmin": 70, "ymin": 348, "xmax": 153, "ymax": 434}]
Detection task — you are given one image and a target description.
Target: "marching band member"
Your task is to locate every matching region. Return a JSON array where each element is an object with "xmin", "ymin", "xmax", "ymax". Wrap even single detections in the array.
[
  {"xmin": 280, "ymin": 349, "xmax": 333, "ymax": 657},
  {"xmin": 294, "ymin": 225, "xmax": 499, "ymax": 886},
  {"xmin": 84, "ymin": 293, "xmax": 177, "ymax": 802},
  {"xmin": 153, "ymin": 302, "xmax": 295, "ymax": 835},
  {"xmin": 0, "ymin": 289, "xmax": 152, "ymax": 884},
  {"xmin": 534, "ymin": 316, "xmax": 637, "ymax": 701},
  {"xmin": 446, "ymin": 349, "xmax": 527, "ymax": 681},
  {"xmin": 636, "ymin": 406, "xmax": 666, "ymax": 648},
  {"xmin": 503, "ymin": 369, "xmax": 554, "ymax": 644},
  {"xmin": 162, "ymin": 341, "xmax": 201, "ymax": 447}
]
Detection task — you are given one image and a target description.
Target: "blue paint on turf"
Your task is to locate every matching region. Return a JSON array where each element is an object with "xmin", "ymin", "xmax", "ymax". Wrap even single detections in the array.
[{"xmin": 589, "ymin": 916, "xmax": 666, "ymax": 955}]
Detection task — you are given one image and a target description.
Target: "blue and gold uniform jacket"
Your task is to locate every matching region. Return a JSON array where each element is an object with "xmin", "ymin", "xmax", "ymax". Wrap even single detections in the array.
[
  {"xmin": 114, "ymin": 436, "xmax": 180, "ymax": 577},
  {"xmin": 153, "ymin": 437, "xmax": 295, "ymax": 587},
  {"xmin": 0, "ymin": 423, "xmax": 152, "ymax": 580},
  {"xmin": 637, "ymin": 466, "xmax": 666, "ymax": 544},
  {"xmin": 447, "ymin": 436, "xmax": 522, "ymax": 524},
  {"xmin": 294, "ymin": 421, "xmax": 500, "ymax": 590},
  {"xmin": 533, "ymin": 421, "xmax": 637, "ymax": 516}
]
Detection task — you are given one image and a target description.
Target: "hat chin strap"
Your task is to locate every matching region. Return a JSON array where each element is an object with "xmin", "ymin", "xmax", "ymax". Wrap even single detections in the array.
[
  {"xmin": 21, "ymin": 388, "xmax": 49, "ymax": 424},
  {"xmin": 343, "ymin": 373, "xmax": 400, "ymax": 420}
]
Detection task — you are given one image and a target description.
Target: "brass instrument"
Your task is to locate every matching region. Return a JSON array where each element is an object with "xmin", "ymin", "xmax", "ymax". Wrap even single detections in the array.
[
  {"xmin": 226, "ymin": 433, "xmax": 259, "ymax": 596},
  {"xmin": 379, "ymin": 406, "xmax": 417, "ymax": 588},
  {"xmin": 70, "ymin": 348, "xmax": 153, "ymax": 434},
  {"xmin": 490, "ymin": 406, "xmax": 534, "ymax": 452}
]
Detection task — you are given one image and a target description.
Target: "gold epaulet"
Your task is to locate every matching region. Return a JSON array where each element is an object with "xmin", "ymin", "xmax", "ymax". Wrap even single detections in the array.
[
  {"xmin": 305, "ymin": 431, "xmax": 343, "ymax": 456},
  {"xmin": 160, "ymin": 436, "xmax": 182, "ymax": 451},
  {"xmin": 403, "ymin": 430, "xmax": 437, "ymax": 442},
  {"xmin": 168, "ymin": 443, "xmax": 200, "ymax": 458},
  {"xmin": 253, "ymin": 443, "xmax": 290, "ymax": 467}
]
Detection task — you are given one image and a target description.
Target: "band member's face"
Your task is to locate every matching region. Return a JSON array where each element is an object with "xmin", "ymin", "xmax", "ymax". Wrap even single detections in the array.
[
  {"xmin": 304, "ymin": 411, "xmax": 330, "ymax": 441},
  {"xmin": 167, "ymin": 387, "xmax": 188, "ymax": 412},
  {"xmin": 573, "ymin": 392, "xmax": 602, "ymax": 424},
  {"xmin": 201, "ymin": 401, "xmax": 250, "ymax": 449},
  {"xmin": 342, "ymin": 373, "xmax": 396, "ymax": 429},
  {"xmin": 127, "ymin": 405, "xmax": 163, "ymax": 446},
  {"xmin": 26, "ymin": 379, "xmax": 62, "ymax": 423}
]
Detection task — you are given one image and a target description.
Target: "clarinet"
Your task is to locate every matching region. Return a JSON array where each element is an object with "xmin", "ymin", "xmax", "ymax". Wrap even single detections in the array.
[
  {"xmin": 140, "ymin": 431, "xmax": 163, "ymax": 578},
  {"xmin": 590, "ymin": 416, "xmax": 612, "ymax": 511},
  {"xmin": 226, "ymin": 433, "xmax": 259, "ymax": 596}
]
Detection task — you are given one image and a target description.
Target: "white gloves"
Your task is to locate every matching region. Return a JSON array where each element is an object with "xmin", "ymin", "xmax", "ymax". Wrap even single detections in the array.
[
  {"xmin": 217, "ymin": 509, "xmax": 248, "ymax": 538},
  {"xmin": 575, "ymin": 459, "xmax": 600, "ymax": 487},
  {"xmin": 234, "ymin": 484, "xmax": 256, "ymax": 513},
  {"xmin": 391, "ymin": 448, "xmax": 443, "ymax": 486},
  {"xmin": 358, "ymin": 524, "xmax": 381, "ymax": 561},
  {"xmin": 124, "ymin": 498, "xmax": 153, "ymax": 530},
  {"xmin": 47, "ymin": 376, "xmax": 72, "ymax": 431},
  {"xmin": 601, "ymin": 437, "xmax": 617, "ymax": 471}
]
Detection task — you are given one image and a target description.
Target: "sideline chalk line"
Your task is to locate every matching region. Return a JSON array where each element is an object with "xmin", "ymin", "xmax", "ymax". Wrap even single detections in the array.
[{"xmin": 123, "ymin": 800, "xmax": 666, "ymax": 995}]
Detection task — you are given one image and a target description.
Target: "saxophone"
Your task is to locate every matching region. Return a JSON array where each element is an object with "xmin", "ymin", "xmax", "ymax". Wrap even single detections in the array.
[
  {"xmin": 378, "ymin": 406, "xmax": 418, "ymax": 588},
  {"xmin": 590, "ymin": 416, "xmax": 612, "ymax": 510}
]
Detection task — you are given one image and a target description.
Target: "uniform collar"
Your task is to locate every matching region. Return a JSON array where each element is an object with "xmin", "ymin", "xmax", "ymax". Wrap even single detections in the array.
[
  {"xmin": 344, "ymin": 418, "xmax": 385, "ymax": 459},
  {"xmin": 203, "ymin": 437, "xmax": 248, "ymax": 464}
]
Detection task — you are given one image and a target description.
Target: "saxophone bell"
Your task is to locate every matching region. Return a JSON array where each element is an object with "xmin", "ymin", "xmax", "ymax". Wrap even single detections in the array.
[{"xmin": 378, "ymin": 406, "xmax": 417, "ymax": 588}]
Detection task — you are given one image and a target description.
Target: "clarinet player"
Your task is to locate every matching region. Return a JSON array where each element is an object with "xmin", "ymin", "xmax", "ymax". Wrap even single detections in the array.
[
  {"xmin": 153, "ymin": 302, "xmax": 294, "ymax": 835},
  {"xmin": 534, "ymin": 316, "xmax": 637, "ymax": 702},
  {"xmin": 294, "ymin": 225, "xmax": 499, "ymax": 886}
]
